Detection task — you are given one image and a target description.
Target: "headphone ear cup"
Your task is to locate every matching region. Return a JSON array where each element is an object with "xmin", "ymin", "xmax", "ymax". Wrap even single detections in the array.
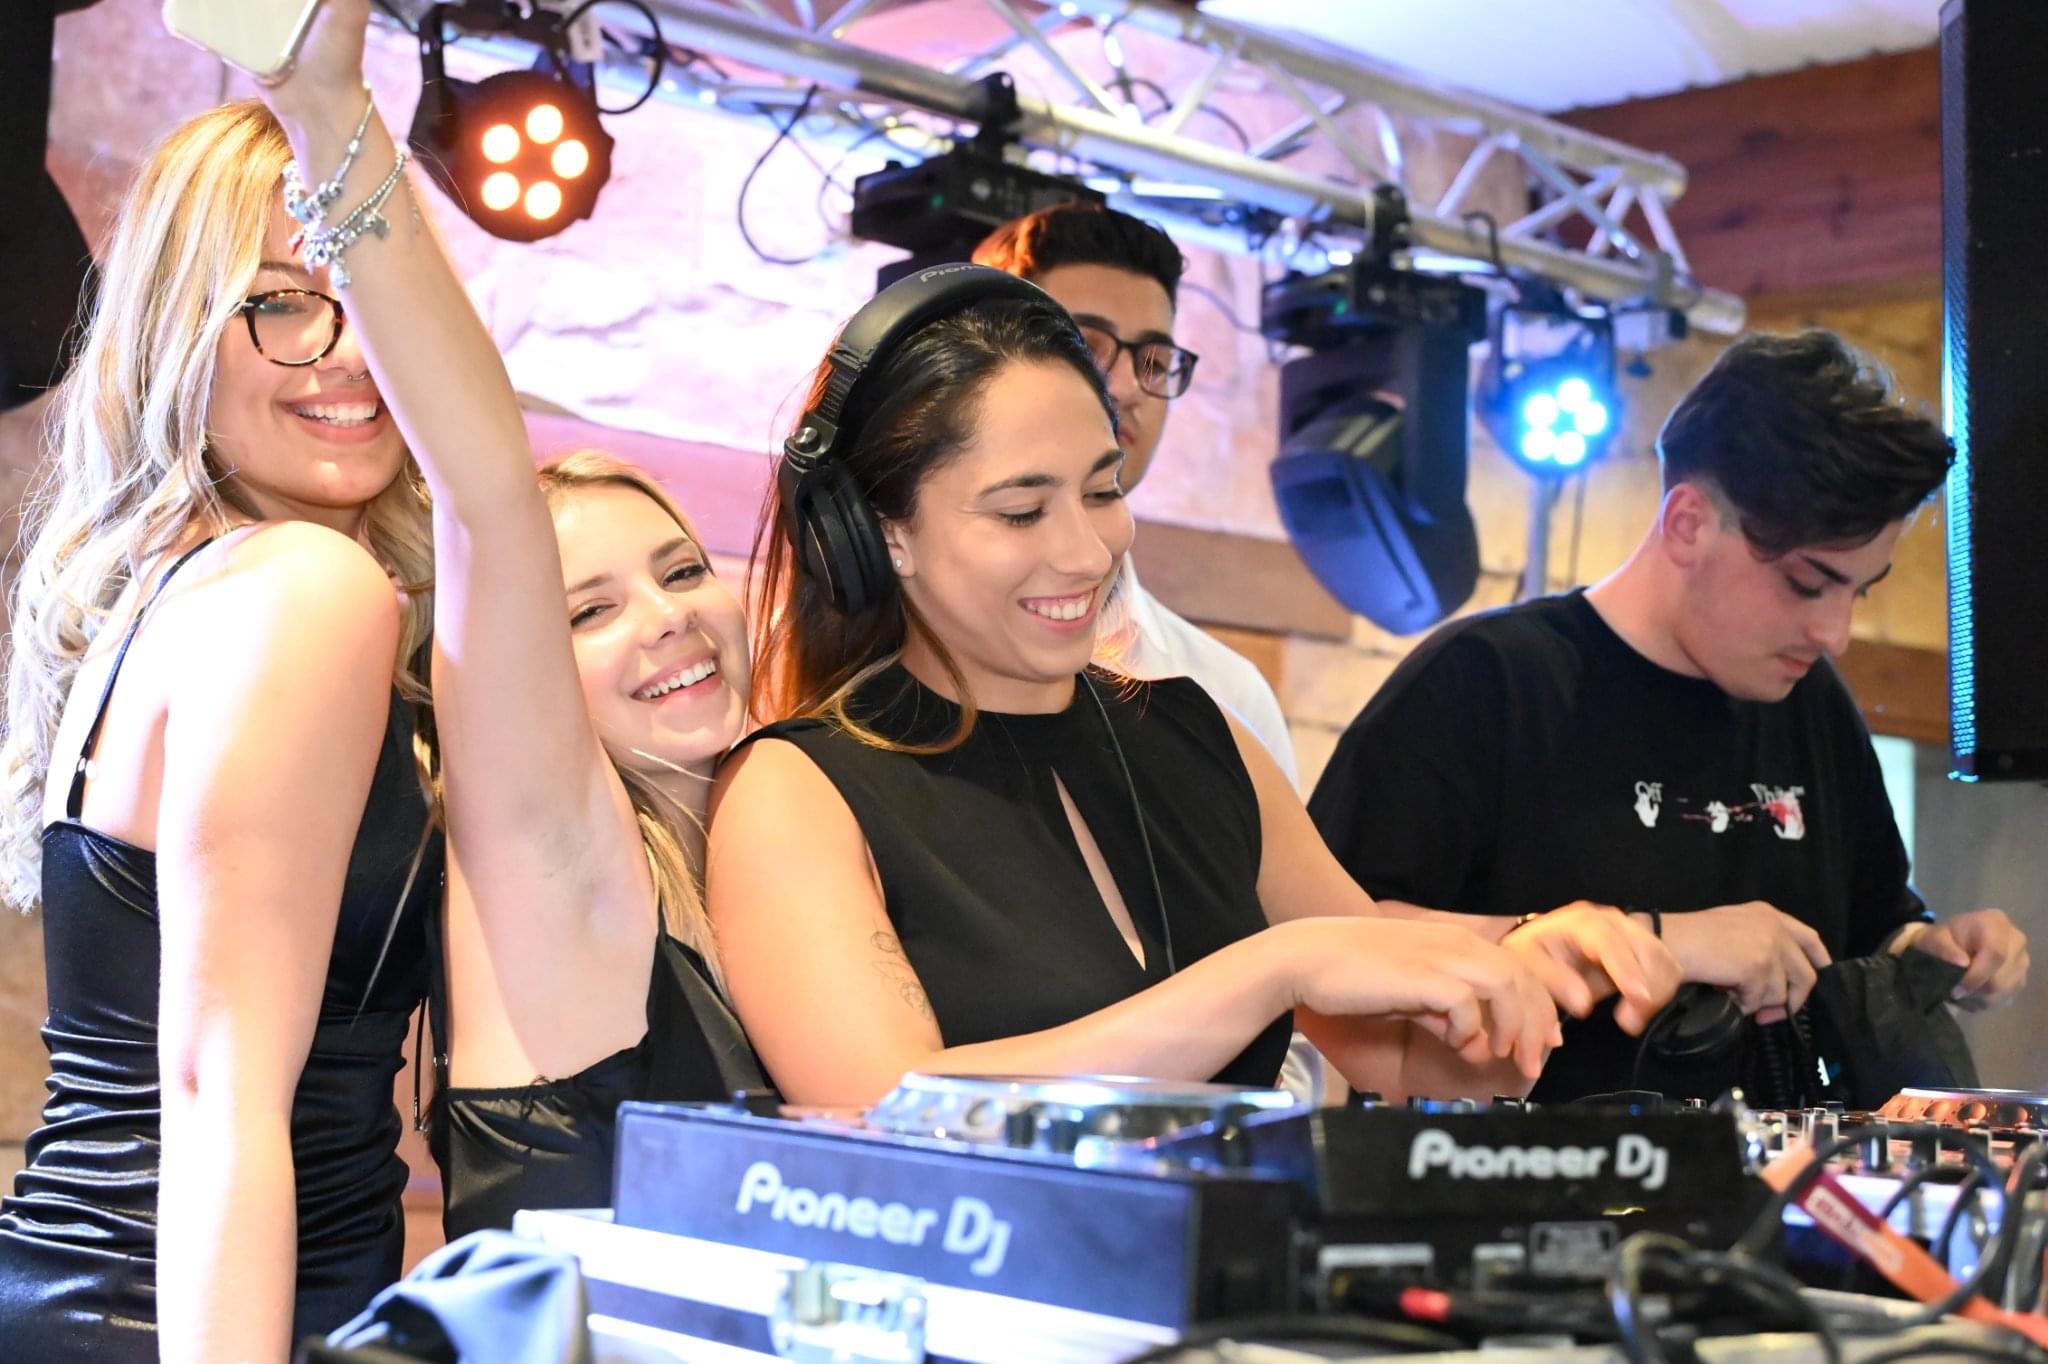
[{"xmin": 794, "ymin": 461, "xmax": 894, "ymax": 614}]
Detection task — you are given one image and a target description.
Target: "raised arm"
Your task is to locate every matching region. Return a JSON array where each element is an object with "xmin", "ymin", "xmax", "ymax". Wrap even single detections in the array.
[
  {"xmin": 154, "ymin": 525, "xmax": 400, "ymax": 1364},
  {"xmin": 706, "ymin": 739, "xmax": 1555, "ymax": 1107},
  {"xmin": 259, "ymin": 6, "xmax": 640, "ymax": 934}
]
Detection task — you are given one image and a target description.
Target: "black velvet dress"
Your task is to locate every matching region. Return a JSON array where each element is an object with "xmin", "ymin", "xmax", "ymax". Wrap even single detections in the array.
[{"xmin": 0, "ymin": 544, "xmax": 441, "ymax": 1358}]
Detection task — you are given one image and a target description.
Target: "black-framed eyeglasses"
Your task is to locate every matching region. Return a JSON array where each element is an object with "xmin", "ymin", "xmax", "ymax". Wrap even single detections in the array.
[
  {"xmin": 238, "ymin": 289, "xmax": 347, "ymax": 367},
  {"xmin": 1075, "ymin": 321, "xmax": 1200, "ymax": 400}
]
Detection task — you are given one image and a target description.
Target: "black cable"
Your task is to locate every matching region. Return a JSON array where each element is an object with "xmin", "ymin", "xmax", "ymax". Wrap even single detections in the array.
[
  {"xmin": 1844, "ymin": 1161, "xmax": 1951, "ymax": 1292},
  {"xmin": 1188, "ymin": 102, "xmax": 1252, "ymax": 152},
  {"xmin": 1177, "ymin": 279, "xmax": 1260, "ymax": 337},
  {"xmin": 1115, "ymin": 1314, "xmax": 1458, "ymax": 1362},
  {"xmin": 736, "ymin": 84, "xmax": 824, "ymax": 267},
  {"xmin": 1117, "ymin": 73, "xmax": 1173, "ymax": 113},
  {"xmin": 1611, "ymin": 1234, "xmax": 1846, "ymax": 1364},
  {"xmin": 666, "ymin": 42, "xmax": 732, "ymax": 83},
  {"xmin": 1690, "ymin": 1250, "xmax": 1843, "ymax": 1364},
  {"xmin": 1462, "ymin": 209, "xmax": 1507, "ymax": 276},
  {"xmin": 1740, "ymin": 1122, "xmax": 2011, "ymax": 1261},
  {"xmin": 1932, "ymin": 1168, "xmax": 1990, "ymax": 1272},
  {"xmin": 1734, "ymin": 1128, "xmax": 1883, "ymax": 1257},
  {"xmin": 813, "ymin": 122, "xmax": 899, "ymax": 233},
  {"xmin": 1608, "ymin": 1233, "xmax": 1686, "ymax": 1364},
  {"xmin": 1879, "ymin": 1164, "xmax": 1949, "ymax": 1225},
  {"xmin": 558, "ymin": 0, "xmax": 664, "ymax": 114},
  {"xmin": 1898, "ymin": 1142, "xmax": 2048, "ymax": 1330}
]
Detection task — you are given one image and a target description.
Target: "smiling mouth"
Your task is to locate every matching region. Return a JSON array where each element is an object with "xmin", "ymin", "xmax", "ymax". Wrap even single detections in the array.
[
  {"xmin": 288, "ymin": 400, "xmax": 382, "ymax": 428},
  {"xmin": 634, "ymin": 657, "xmax": 719, "ymax": 701},
  {"xmin": 1020, "ymin": 588, "xmax": 1096, "ymax": 623}
]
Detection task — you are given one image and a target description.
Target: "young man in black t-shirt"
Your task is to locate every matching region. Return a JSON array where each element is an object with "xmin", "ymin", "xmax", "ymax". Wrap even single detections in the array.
[{"xmin": 1311, "ymin": 330, "xmax": 2031, "ymax": 1101}]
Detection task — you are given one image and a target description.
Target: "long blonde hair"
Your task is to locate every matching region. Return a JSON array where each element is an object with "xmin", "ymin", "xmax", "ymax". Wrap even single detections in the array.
[
  {"xmin": 0, "ymin": 101, "xmax": 435, "ymax": 911},
  {"xmin": 536, "ymin": 450, "xmax": 723, "ymax": 982}
]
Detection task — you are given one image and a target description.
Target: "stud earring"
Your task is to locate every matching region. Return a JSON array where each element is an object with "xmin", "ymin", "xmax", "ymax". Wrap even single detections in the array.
[{"xmin": 892, "ymin": 557, "xmax": 904, "ymax": 570}]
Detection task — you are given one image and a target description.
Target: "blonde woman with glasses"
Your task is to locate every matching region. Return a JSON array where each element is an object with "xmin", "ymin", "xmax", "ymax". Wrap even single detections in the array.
[{"xmin": 0, "ymin": 73, "xmax": 437, "ymax": 1364}]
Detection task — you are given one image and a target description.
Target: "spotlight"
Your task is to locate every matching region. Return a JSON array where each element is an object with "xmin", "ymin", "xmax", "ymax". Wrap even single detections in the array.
[
  {"xmin": 407, "ymin": 5, "xmax": 616, "ymax": 243},
  {"xmin": 1478, "ymin": 307, "xmax": 1619, "ymax": 478},
  {"xmin": 1262, "ymin": 258, "xmax": 1488, "ymax": 634}
]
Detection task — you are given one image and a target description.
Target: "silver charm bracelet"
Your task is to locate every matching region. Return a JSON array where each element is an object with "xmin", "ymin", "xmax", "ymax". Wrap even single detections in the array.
[
  {"xmin": 300, "ymin": 146, "xmax": 411, "ymax": 288},
  {"xmin": 282, "ymin": 84, "xmax": 377, "ymax": 228}
]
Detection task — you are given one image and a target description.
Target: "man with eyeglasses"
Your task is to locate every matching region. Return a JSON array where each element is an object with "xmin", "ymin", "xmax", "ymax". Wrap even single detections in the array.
[{"xmin": 975, "ymin": 203, "xmax": 1301, "ymax": 789}]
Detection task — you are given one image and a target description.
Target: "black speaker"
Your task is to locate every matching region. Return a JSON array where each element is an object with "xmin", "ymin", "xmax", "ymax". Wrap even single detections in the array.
[{"xmin": 1940, "ymin": 0, "xmax": 2048, "ymax": 780}]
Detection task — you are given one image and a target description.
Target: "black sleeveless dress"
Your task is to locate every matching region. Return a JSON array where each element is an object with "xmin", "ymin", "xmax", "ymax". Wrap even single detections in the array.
[
  {"xmin": 0, "ymin": 543, "xmax": 442, "ymax": 1359},
  {"xmin": 428, "ymin": 929, "xmax": 762, "ymax": 1241},
  {"xmin": 747, "ymin": 666, "xmax": 1291, "ymax": 1088}
]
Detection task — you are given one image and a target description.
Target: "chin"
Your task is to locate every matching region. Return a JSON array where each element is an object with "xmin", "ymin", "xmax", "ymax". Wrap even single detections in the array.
[{"xmin": 1726, "ymin": 675, "xmax": 1798, "ymax": 703}]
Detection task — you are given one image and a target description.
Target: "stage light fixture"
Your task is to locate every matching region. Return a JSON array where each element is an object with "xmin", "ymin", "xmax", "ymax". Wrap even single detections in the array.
[
  {"xmin": 407, "ymin": 5, "xmax": 616, "ymax": 244},
  {"xmin": 1479, "ymin": 307, "xmax": 1619, "ymax": 479},
  {"xmin": 1261, "ymin": 256, "xmax": 1489, "ymax": 635}
]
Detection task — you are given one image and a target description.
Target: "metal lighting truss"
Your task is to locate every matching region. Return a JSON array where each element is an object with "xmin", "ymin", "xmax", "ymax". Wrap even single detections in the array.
[{"xmin": 392, "ymin": 0, "xmax": 1744, "ymax": 336}]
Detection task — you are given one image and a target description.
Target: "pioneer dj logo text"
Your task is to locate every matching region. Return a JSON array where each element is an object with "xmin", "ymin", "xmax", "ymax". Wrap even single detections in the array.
[
  {"xmin": 734, "ymin": 1160, "xmax": 1013, "ymax": 1276},
  {"xmin": 1407, "ymin": 1129, "xmax": 1670, "ymax": 1191}
]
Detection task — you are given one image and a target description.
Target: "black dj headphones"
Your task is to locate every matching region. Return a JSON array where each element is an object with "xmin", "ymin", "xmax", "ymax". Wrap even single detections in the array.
[{"xmin": 780, "ymin": 263, "xmax": 1056, "ymax": 614}]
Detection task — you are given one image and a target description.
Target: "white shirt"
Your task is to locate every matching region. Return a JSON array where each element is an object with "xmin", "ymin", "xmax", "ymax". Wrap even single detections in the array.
[{"xmin": 1096, "ymin": 556, "xmax": 1301, "ymax": 791}]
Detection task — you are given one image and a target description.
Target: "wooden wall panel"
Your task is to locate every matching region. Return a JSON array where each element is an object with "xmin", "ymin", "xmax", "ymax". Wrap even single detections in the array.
[{"xmin": 1560, "ymin": 47, "xmax": 1941, "ymax": 298}]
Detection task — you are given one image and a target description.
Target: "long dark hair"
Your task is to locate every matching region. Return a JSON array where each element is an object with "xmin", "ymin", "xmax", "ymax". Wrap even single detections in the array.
[{"xmin": 749, "ymin": 295, "xmax": 1114, "ymax": 752}]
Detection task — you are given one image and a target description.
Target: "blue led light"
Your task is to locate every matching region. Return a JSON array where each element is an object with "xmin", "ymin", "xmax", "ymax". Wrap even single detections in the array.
[
  {"xmin": 1522, "ymin": 393, "xmax": 1560, "ymax": 430},
  {"xmin": 1521, "ymin": 428, "xmax": 1557, "ymax": 462},
  {"xmin": 1554, "ymin": 431, "xmax": 1589, "ymax": 467},
  {"xmin": 1556, "ymin": 377, "xmax": 1593, "ymax": 411},
  {"xmin": 1573, "ymin": 401, "xmax": 1610, "ymax": 436}
]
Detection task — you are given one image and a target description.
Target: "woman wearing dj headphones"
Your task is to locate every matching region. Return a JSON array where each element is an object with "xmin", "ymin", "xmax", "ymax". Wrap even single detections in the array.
[{"xmin": 709, "ymin": 267, "xmax": 1670, "ymax": 1105}]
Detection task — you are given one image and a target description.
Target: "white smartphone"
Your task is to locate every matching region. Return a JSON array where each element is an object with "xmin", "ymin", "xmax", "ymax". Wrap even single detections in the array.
[{"xmin": 162, "ymin": 0, "xmax": 324, "ymax": 83}]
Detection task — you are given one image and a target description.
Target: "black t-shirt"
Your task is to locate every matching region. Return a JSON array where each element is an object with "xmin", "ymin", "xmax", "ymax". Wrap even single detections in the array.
[{"xmin": 1307, "ymin": 590, "xmax": 1928, "ymax": 1102}]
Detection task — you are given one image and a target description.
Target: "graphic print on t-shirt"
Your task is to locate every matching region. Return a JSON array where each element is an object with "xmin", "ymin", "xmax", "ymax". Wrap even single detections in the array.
[{"xmin": 1632, "ymin": 780, "xmax": 1806, "ymax": 841}]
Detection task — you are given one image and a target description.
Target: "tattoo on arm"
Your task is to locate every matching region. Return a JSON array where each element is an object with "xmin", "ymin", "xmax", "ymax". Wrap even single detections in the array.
[{"xmin": 869, "ymin": 931, "xmax": 936, "ymax": 1022}]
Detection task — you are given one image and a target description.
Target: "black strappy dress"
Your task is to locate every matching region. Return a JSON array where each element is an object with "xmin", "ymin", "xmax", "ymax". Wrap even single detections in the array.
[
  {"xmin": 0, "ymin": 541, "xmax": 443, "ymax": 1358},
  {"xmin": 428, "ymin": 927, "xmax": 762, "ymax": 1242}
]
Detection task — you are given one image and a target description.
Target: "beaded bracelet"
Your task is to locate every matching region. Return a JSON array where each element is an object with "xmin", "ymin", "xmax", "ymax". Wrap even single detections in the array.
[{"xmin": 282, "ymin": 85, "xmax": 377, "ymax": 229}]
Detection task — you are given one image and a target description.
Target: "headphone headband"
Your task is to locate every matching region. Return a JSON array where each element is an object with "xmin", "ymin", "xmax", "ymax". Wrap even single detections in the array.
[
  {"xmin": 783, "ymin": 264, "xmax": 1056, "ymax": 470},
  {"xmin": 780, "ymin": 263, "xmax": 1060, "ymax": 615}
]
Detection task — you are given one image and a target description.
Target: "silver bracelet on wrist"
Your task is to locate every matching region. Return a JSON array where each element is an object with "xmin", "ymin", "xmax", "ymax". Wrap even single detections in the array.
[
  {"xmin": 300, "ymin": 146, "xmax": 411, "ymax": 288},
  {"xmin": 282, "ymin": 84, "xmax": 378, "ymax": 229}
]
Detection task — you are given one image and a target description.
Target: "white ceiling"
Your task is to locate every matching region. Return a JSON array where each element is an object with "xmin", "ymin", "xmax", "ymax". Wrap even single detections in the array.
[{"xmin": 1198, "ymin": 0, "xmax": 1940, "ymax": 112}]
